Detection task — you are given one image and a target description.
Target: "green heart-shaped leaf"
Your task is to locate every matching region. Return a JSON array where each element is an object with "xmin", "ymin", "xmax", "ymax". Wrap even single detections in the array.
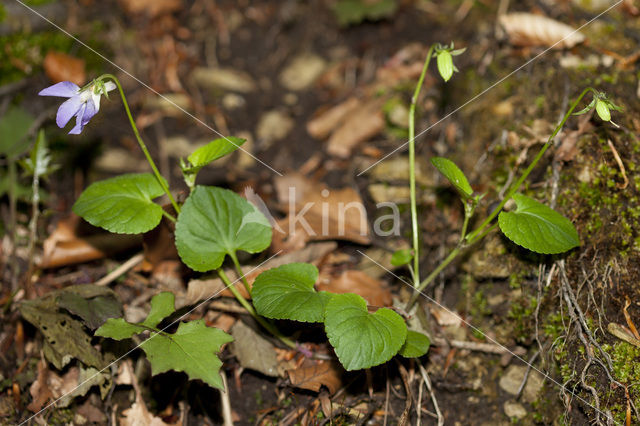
[
  {"xmin": 324, "ymin": 293, "xmax": 407, "ymax": 371},
  {"xmin": 186, "ymin": 137, "xmax": 245, "ymax": 172},
  {"xmin": 431, "ymin": 157, "xmax": 473, "ymax": 198},
  {"xmin": 498, "ymin": 193, "xmax": 579, "ymax": 254},
  {"xmin": 73, "ymin": 173, "xmax": 167, "ymax": 234},
  {"xmin": 175, "ymin": 186, "xmax": 272, "ymax": 272},
  {"xmin": 252, "ymin": 263, "xmax": 330, "ymax": 323},
  {"xmin": 399, "ymin": 330, "xmax": 430, "ymax": 358}
]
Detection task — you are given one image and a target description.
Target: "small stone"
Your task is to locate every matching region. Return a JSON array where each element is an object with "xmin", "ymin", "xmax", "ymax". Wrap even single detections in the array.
[
  {"xmin": 279, "ymin": 53, "xmax": 327, "ymax": 91},
  {"xmin": 387, "ymin": 102, "xmax": 409, "ymax": 128},
  {"xmin": 503, "ymin": 401, "xmax": 527, "ymax": 419},
  {"xmin": 369, "ymin": 156, "xmax": 435, "ymax": 186},
  {"xmin": 222, "ymin": 93, "xmax": 246, "ymax": 110},
  {"xmin": 492, "ymin": 100, "xmax": 514, "ymax": 117},
  {"xmin": 192, "ymin": 67, "xmax": 256, "ymax": 93},
  {"xmin": 144, "ymin": 93, "xmax": 192, "ymax": 116},
  {"xmin": 499, "ymin": 365, "xmax": 544, "ymax": 403},
  {"xmin": 256, "ymin": 110, "xmax": 295, "ymax": 148},
  {"xmin": 463, "ymin": 234, "xmax": 521, "ymax": 279},
  {"xmin": 487, "ymin": 293, "xmax": 507, "ymax": 307},
  {"xmin": 283, "ymin": 93, "xmax": 298, "ymax": 106}
]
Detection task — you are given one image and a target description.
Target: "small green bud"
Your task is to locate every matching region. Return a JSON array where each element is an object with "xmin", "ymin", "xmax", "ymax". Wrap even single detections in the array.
[
  {"xmin": 434, "ymin": 43, "xmax": 465, "ymax": 83},
  {"xmin": 437, "ymin": 50, "xmax": 454, "ymax": 82},
  {"xmin": 391, "ymin": 249, "xmax": 413, "ymax": 267},
  {"xmin": 595, "ymin": 99, "xmax": 611, "ymax": 122}
]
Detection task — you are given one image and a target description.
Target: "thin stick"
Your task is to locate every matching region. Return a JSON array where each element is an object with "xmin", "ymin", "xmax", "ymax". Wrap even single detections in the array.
[
  {"xmin": 607, "ymin": 139, "xmax": 629, "ymax": 189},
  {"xmin": 418, "ymin": 361, "xmax": 443, "ymax": 426},
  {"xmin": 94, "ymin": 253, "xmax": 145, "ymax": 286},
  {"xmin": 220, "ymin": 370, "xmax": 233, "ymax": 426}
]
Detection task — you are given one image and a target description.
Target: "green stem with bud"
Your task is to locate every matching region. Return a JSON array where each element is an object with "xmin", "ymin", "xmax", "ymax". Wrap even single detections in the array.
[
  {"xmin": 408, "ymin": 44, "xmax": 436, "ymax": 287},
  {"xmin": 407, "ymin": 87, "xmax": 597, "ymax": 310}
]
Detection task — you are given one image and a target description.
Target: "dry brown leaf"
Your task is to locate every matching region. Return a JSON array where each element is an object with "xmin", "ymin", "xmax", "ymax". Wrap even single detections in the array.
[
  {"xmin": 272, "ymin": 174, "xmax": 370, "ymax": 252},
  {"xmin": 307, "ymin": 97, "xmax": 361, "ymax": 140},
  {"xmin": 499, "ymin": 13, "xmax": 585, "ymax": 49},
  {"xmin": 118, "ymin": 0, "xmax": 182, "ymax": 17},
  {"xmin": 27, "ymin": 358, "xmax": 54, "ymax": 412},
  {"xmin": 287, "ymin": 359, "xmax": 343, "ymax": 395},
  {"xmin": 142, "ymin": 207, "xmax": 179, "ymax": 272},
  {"xmin": 327, "ymin": 99, "xmax": 385, "ymax": 158},
  {"xmin": 40, "ymin": 216, "xmax": 141, "ymax": 269},
  {"xmin": 120, "ymin": 361, "xmax": 180, "ymax": 426},
  {"xmin": 555, "ymin": 113, "xmax": 593, "ymax": 162},
  {"xmin": 28, "ymin": 356, "xmax": 109, "ymax": 412},
  {"xmin": 317, "ymin": 270, "xmax": 392, "ymax": 307},
  {"xmin": 43, "ymin": 51, "xmax": 85, "ymax": 86},
  {"xmin": 429, "ymin": 304, "xmax": 463, "ymax": 327},
  {"xmin": 76, "ymin": 398, "xmax": 107, "ymax": 424},
  {"xmin": 206, "ymin": 311, "xmax": 237, "ymax": 333}
]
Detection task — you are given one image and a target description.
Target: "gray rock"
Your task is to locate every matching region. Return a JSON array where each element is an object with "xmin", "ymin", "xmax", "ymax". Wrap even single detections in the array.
[
  {"xmin": 279, "ymin": 53, "xmax": 326, "ymax": 91},
  {"xmin": 499, "ymin": 365, "xmax": 544, "ymax": 403},
  {"xmin": 503, "ymin": 401, "xmax": 527, "ymax": 419},
  {"xmin": 192, "ymin": 67, "xmax": 256, "ymax": 93},
  {"xmin": 256, "ymin": 110, "xmax": 294, "ymax": 148}
]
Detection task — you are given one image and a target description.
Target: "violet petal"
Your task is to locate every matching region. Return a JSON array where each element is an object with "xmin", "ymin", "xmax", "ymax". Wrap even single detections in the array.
[
  {"xmin": 39, "ymin": 81, "xmax": 80, "ymax": 98},
  {"xmin": 56, "ymin": 96, "xmax": 84, "ymax": 129},
  {"xmin": 69, "ymin": 103, "xmax": 87, "ymax": 134},
  {"xmin": 81, "ymin": 97, "xmax": 98, "ymax": 126}
]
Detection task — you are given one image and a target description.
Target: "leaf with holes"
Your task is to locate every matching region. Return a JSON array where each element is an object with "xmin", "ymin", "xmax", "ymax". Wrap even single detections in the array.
[
  {"xmin": 498, "ymin": 193, "xmax": 579, "ymax": 254},
  {"xmin": 324, "ymin": 293, "xmax": 407, "ymax": 370},
  {"xmin": 73, "ymin": 173, "xmax": 167, "ymax": 234},
  {"xmin": 252, "ymin": 263, "xmax": 330, "ymax": 323},
  {"xmin": 430, "ymin": 157, "xmax": 473, "ymax": 198},
  {"xmin": 398, "ymin": 330, "xmax": 430, "ymax": 358},
  {"xmin": 175, "ymin": 186, "xmax": 272, "ymax": 272}
]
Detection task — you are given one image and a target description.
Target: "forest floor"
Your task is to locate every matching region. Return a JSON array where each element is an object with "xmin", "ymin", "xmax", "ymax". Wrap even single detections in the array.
[{"xmin": 2, "ymin": 0, "xmax": 640, "ymax": 425}]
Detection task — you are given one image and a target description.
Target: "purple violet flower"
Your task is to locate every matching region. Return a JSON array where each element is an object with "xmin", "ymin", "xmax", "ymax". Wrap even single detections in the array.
[{"xmin": 39, "ymin": 80, "xmax": 115, "ymax": 134}]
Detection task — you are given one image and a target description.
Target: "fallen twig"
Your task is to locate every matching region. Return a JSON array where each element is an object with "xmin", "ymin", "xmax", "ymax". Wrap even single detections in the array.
[{"xmin": 94, "ymin": 252, "xmax": 144, "ymax": 286}]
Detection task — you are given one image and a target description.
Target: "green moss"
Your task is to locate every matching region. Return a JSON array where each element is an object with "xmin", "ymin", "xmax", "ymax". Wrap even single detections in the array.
[
  {"xmin": 543, "ymin": 313, "xmax": 566, "ymax": 340},
  {"xmin": 508, "ymin": 296, "xmax": 538, "ymax": 342},
  {"xmin": 0, "ymin": 31, "xmax": 73, "ymax": 85},
  {"xmin": 471, "ymin": 290, "xmax": 491, "ymax": 317}
]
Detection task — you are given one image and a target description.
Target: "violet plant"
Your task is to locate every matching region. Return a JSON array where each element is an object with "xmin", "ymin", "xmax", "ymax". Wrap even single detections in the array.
[
  {"xmin": 392, "ymin": 48, "xmax": 621, "ymax": 310},
  {"xmin": 38, "ymin": 72, "xmax": 430, "ymax": 390},
  {"xmin": 39, "ymin": 41, "xmax": 619, "ymax": 390}
]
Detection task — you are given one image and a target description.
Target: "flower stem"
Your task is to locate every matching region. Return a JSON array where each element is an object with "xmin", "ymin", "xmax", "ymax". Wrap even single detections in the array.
[
  {"xmin": 161, "ymin": 210, "xmax": 176, "ymax": 223},
  {"xmin": 229, "ymin": 252, "xmax": 251, "ymax": 296},
  {"xmin": 408, "ymin": 44, "xmax": 436, "ymax": 287},
  {"xmin": 464, "ymin": 87, "xmax": 593, "ymax": 245},
  {"xmin": 102, "ymin": 74, "xmax": 181, "ymax": 214},
  {"xmin": 218, "ymin": 268, "xmax": 297, "ymax": 349},
  {"xmin": 407, "ymin": 87, "xmax": 595, "ymax": 309}
]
